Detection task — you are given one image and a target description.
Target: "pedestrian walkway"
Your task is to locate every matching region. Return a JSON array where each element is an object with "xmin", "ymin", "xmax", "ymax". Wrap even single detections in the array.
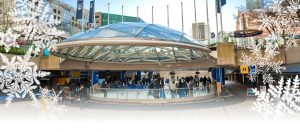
[{"xmin": 225, "ymin": 81, "xmax": 249, "ymax": 97}]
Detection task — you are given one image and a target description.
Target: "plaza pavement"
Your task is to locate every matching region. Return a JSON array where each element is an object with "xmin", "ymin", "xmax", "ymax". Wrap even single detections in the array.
[{"xmin": 0, "ymin": 81, "xmax": 299, "ymax": 132}]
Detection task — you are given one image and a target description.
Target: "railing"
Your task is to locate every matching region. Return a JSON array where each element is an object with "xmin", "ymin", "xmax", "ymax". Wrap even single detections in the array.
[{"xmin": 90, "ymin": 85, "xmax": 216, "ymax": 100}]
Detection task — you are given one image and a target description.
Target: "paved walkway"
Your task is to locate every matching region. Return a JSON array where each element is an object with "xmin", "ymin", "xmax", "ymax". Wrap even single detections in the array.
[
  {"xmin": 0, "ymin": 81, "xmax": 299, "ymax": 132},
  {"xmin": 225, "ymin": 81, "xmax": 249, "ymax": 97}
]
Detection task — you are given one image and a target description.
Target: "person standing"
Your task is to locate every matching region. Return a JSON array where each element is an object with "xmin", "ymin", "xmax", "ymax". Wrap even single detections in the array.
[
  {"xmin": 154, "ymin": 78, "xmax": 161, "ymax": 99},
  {"xmin": 101, "ymin": 81, "xmax": 109, "ymax": 98},
  {"xmin": 188, "ymin": 80, "xmax": 194, "ymax": 97},
  {"xmin": 79, "ymin": 84, "xmax": 88, "ymax": 109},
  {"xmin": 177, "ymin": 79, "xmax": 184, "ymax": 98},
  {"xmin": 199, "ymin": 76, "xmax": 203, "ymax": 89},
  {"xmin": 207, "ymin": 77, "xmax": 212, "ymax": 93},
  {"xmin": 202, "ymin": 76, "xmax": 207, "ymax": 90},
  {"xmin": 194, "ymin": 75, "xmax": 199, "ymax": 87},
  {"xmin": 169, "ymin": 81, "xmax": 177, "ymax": 99}
]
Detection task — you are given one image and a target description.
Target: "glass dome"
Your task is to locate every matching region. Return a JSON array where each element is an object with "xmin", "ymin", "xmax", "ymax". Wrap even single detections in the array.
[
  {"xmin": 63, "ymin": 22, "xmax": 203, "ymax": 46},
  {"xmin": 52, "ymin": 22, "xmax": 214, "ymax": 65}
]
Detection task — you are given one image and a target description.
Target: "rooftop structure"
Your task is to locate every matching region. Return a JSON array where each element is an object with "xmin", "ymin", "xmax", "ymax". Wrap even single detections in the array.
[{"xmin": 51, "ymin": 22, "xmax": 216, "ymax": 70}]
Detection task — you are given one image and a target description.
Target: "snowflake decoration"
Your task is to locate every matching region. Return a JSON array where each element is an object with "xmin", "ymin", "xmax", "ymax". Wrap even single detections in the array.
[
  {"xmin": 239, "ymin": 41, "xmax": 285, "ymax": 84},
  {"xmin": 252, "ymin": 75, "xmax": 300, "ymax": 118},
  {"xmin": 0, "ymin": 48, "xmax": 50, "ymax": 106},
  {"xmin": 238, "ymin": 0, "xmax": 297, "ymax": 84},
  {"xmin": 262, "ymin": 74, "xmax": 274, "ymax": 84},
  {"xmin": 257, "ymin": 0, "xmax": 300, "ymax": 48},
  {"xmin": 36, "ymin": 88, "xmax": 66, "ymax": 113},
  {"xmin": 5, "ymin": 0, "xmax": 66, "ymax": 55},
  {"xmin": 0, "ymin": 28, "xmax": 21, "ymax": 52}
]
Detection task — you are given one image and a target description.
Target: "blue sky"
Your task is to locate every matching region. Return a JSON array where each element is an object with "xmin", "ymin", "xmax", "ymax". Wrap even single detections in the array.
[{"xmin": 62, "ymin": 0, "xmax": 245, "ymax": 36}]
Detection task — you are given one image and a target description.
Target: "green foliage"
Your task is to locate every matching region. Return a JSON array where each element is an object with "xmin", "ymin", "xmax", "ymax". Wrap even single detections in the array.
[{"xmin": 0, "ymin": 46, "xmax": 28, "ymax": 55}]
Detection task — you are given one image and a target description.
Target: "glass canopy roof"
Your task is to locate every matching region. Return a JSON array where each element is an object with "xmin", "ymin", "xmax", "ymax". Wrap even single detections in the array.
[
  {"xmin": 54, "ymin": 22, "xmax": 213, "ymax": 64},
  {"xmin": 57, "ymin": 45, "xmax": 210, "ymax": 63},
  {"xmin": 63, "ymin": 22, "xmax": 203, "ymax": 46}
]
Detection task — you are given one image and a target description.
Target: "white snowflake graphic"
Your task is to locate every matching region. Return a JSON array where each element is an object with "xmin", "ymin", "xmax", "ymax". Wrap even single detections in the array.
[
  {"xmin": 0, "ymin": 28, "xmax": 21, "ymax": 52},
  {"xmin": 36, "ymin": 88, "xmax": 66, "ymax": 113},
  {"xmin": 0, "ymin": 48, "xmax": 50, "ymax": 106},
  {"xmin": 239, "ymin": 0, "xmax": 298, "ymax": 84},
  {"xmin": 5, "ymin": 0, "xmax": 66, "ymax": 55},
  {"xmin": 0, "ymin": 0, "xmax": 67, "ymax": 109},
  {"xmin": 239, "ymin": 42, "xmax": 285, "ymax": 84},
  {"xmin": 252, "ymin": 75, "xmax": 300, "ymax": 118}
]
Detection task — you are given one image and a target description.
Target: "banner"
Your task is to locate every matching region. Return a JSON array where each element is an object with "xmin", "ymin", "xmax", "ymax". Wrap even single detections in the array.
[
  {"xmin": 216, "ymin": 0, "xmax": 226, "ymax": 13},
  {"xmin": 89, "ymin": 0, "xmax": 95, "ymax": 23},
  {"xmin": 76, "ymin": 0, "xmax": 84, "ymax": 19}
]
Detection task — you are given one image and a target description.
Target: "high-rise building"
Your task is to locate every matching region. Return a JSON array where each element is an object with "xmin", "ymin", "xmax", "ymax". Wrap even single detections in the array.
[
  {"xmin": 94, "ymin": 12, "xmax": 101, "ymax": 26},
  {"xmin": 0, "ymin": 0, "xmax": 15, "ymax": 31},
  {"xmin": 94, "ymin": 12, "xmax": 144, "ymax": 26},
  {"xmin": 0, "ymin": 0, "xmax": 88, "ymax": 35},
  {"xmin": 0, "ymin": 0, "xmax": 143, "ymax": 35},
  {"xmin": 192, "ymin": 23, "xmax": 209, "ymax": 41},
  {"xmin": 48, "ymin": 0, "xmax": 89, "ymax": 35},
  {"xmin": 246, "ymin": 0, "xmax": 265, "ymax": 9}
]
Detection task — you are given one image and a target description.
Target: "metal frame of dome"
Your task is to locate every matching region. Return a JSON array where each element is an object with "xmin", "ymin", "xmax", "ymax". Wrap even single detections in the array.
[{"xmin": 51, "ymin": 22, "xmax": 215, "ymax": 70}]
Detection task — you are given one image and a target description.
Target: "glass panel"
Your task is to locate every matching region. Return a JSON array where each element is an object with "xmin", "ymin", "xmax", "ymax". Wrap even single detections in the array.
[
  {"xmin": 180, "ymin": 34, "xmax": 203, "ymax": 45},
  {"xmin": 60, "ymin": 48, "xmax": 69, "ymax": 54},
  {"xmin": 69, "ymin": 47, "xmax": 79, "ymax": 56},
  {"xmin": 89, "ymin": 86, "xmax": 216, "ymax": 100},
  {"xmin": 84, "ymin": 46, "xmax": 103, "ymax": 58},
  {"xmin": 95, "ymin": 29, "xmax": 132, "ymax": 38},
  {"xmin": 63, "ymin": 32, "xmax": 86, "ymax": 42},
  {"xmin": 106, "ymin": 23, "xmax": 144, "ymax": 35},
  {"xmin": 122, "ymin": 22, "xmax": 149, "ymax": 27},
  {"xmin": 143, "ymin": 25, "xmax": 184, "ymax": 41},
  {"xmin": 78, "ymin": 46, "xmax": 92, "ymax": 58},
  {"xmin": 137, "ymin": 29, "xmax": 173, "ymax": 41},
  {"xmin": 78, "ymin": 45, "xmax": 211, "ymax": 63},
  {"xmin": 63, "ymin": 28, "xmax": 102, "ymax": 42}
]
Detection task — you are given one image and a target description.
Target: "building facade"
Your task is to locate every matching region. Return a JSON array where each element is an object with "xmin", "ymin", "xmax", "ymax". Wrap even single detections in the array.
[
  {"xmin": 94, "ymin": 12, "xmax": 144, "ymax": 27},
  {"xmin": 192, "ymin": 23, "xmax": 209, "ymax": 41},
  {"xmin": 0, "ymin": 0, "xmax": 90, "ymax": 35},
  {"xmin": 48, "ymin": 0, "xmax": 89, "ymax": 35},
  {"xmin": 246, "ymin": 0, "xmax": 265, "ymax": 9},
  {"xmin": 0, "ymin": 0, "xmax": 15, "ymax": 32}
]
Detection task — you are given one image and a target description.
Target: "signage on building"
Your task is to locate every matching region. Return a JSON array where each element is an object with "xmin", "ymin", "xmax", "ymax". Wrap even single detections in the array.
[
  {"xmin": 217, "ymin": 82, "xmax": 221, "ymax": 95},
  {"xmin": 211, "ymin": 32, "xmax": 215, "ymax": 38},
  {"xmin": 240, "ymin": 65, "xmax": 249, "ymax": 74},
  {"xmin": 247, "ymin": 88, "xmax": 255, "ymax": 96},
  {"xmin": 249, "ymin": 65, "xmax": 256, "ymax": 74}
]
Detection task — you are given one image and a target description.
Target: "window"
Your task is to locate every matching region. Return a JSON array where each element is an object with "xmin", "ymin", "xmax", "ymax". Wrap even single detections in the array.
[
  {"xmin": 58, "ymin": 17, "xmax": 60, "ymax": 21},
  {"xmin": 58, "ymin": 10, "xmax": 61, "ymax": 14},
  {"xmin": 0, "ymin": 2, "xmax": 2, "ymax": 14},
  {"xmin": 53, "ymin": 9, "xmax": 56, "ymax": 13},
  {"xmin": 95, "ymin": 16, "xmax": 99, "ymax": 18},
  {"xmin": 54, "ymin": 15, "xmax": 56, "ymax": 19}
]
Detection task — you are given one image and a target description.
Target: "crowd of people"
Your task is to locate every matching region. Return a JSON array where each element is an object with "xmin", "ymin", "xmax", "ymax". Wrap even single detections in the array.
[
  {"xmin": 99, "ymin": 74, "xmax": 215, "ymax": 99},
  {"xmin": 165, "ymin": 75, "xmax": 213, "ymax": 98}
]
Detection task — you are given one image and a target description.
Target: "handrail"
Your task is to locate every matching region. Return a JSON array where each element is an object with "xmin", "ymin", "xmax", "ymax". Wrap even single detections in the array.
[{"xmin": 89, "ymin": 85, "xmax": 216, "ymax": 100}]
